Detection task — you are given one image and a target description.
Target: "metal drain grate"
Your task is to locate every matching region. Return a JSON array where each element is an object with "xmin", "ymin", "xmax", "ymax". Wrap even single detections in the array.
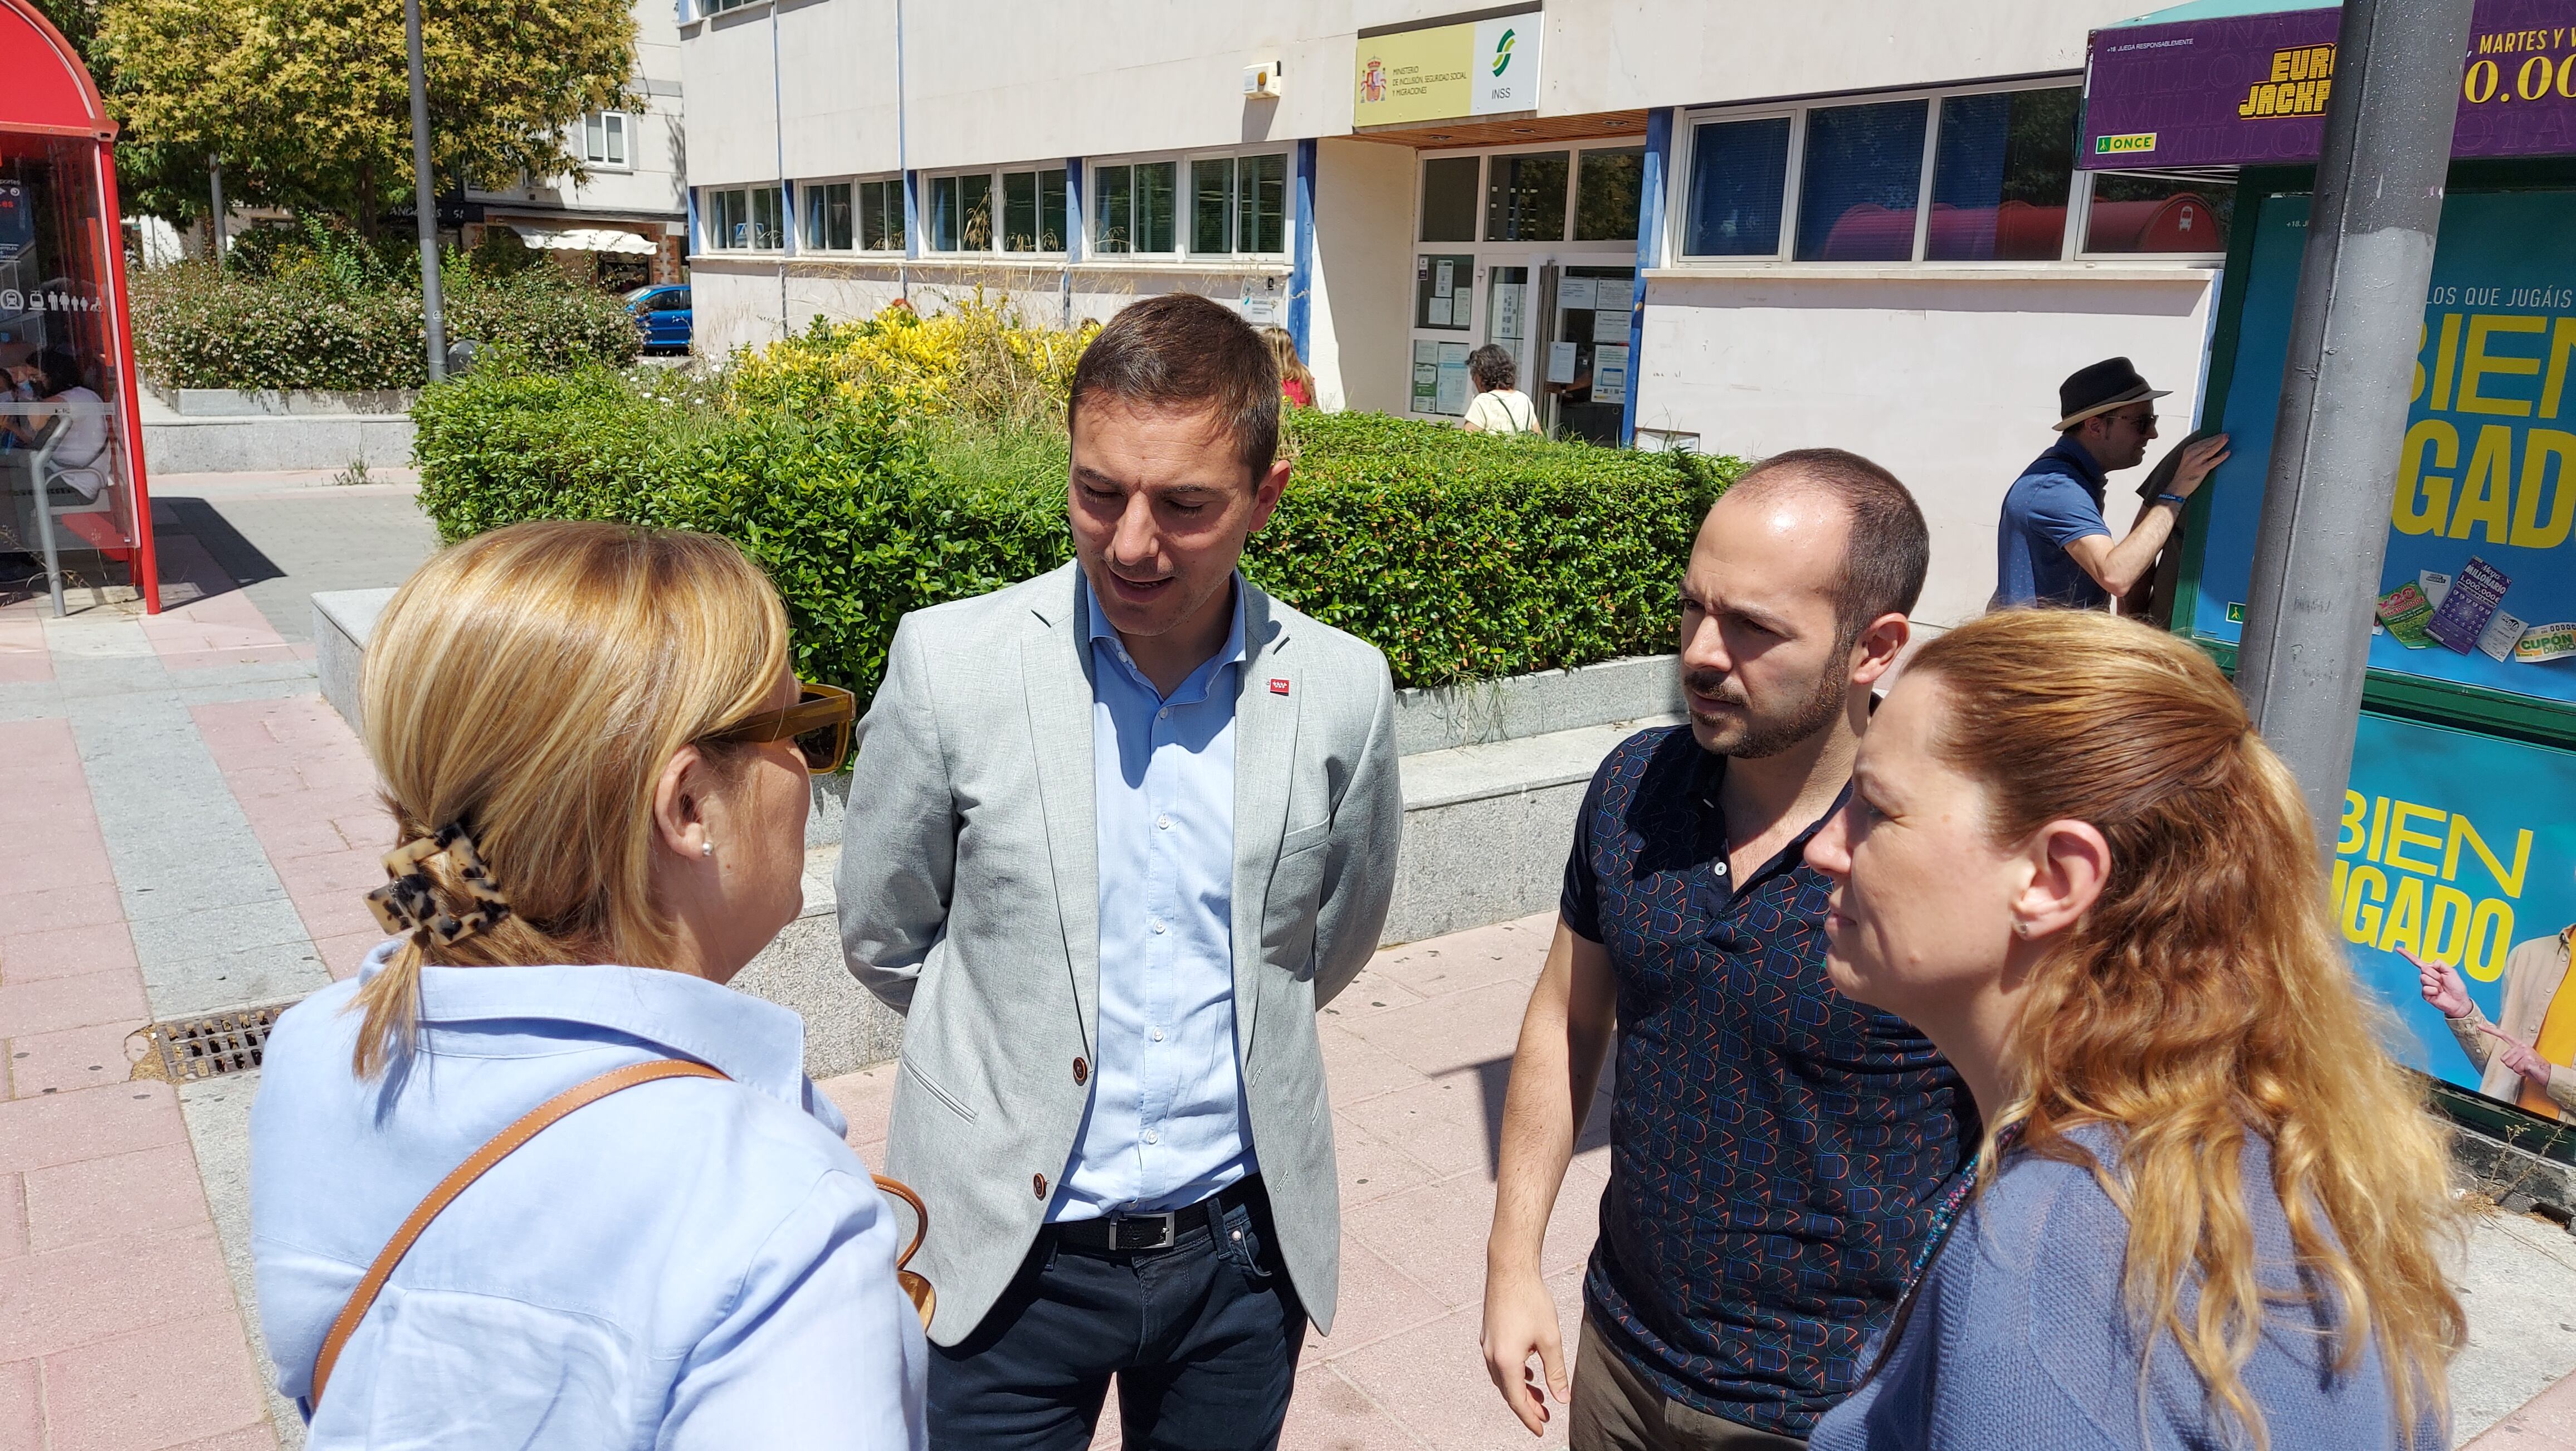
[{"xmin": 129, "ymin": 1001, "xmax": 297, "ymax": 1083}]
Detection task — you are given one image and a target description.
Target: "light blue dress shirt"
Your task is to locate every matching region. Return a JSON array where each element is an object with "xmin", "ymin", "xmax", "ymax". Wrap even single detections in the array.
[
  {"xmin": 1052, "ymin": 573, "xmax": 1258, "ymax": 1220},
  {"xmin": 251, "ymin": 944, "xmax": 927, "ymax": 1449}
]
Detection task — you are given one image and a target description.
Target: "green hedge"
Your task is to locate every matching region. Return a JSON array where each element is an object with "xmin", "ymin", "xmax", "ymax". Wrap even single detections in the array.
[
  {"xmin": 131, "ymin": 260, "xmax": 641, "ymax": 392},
  {"xmin": 412, "ymin": 367, "xmax": 1741, "ymax": 701}
]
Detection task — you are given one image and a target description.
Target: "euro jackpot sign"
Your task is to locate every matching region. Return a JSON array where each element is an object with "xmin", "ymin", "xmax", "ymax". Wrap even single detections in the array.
[
  {"xmin": 2334, "ymin": 714, "xmax": 2576, "ymax": 1112},
  {"xmin": 2195, "ymin": 190, "xmax": 2576, "ymax": 705}
]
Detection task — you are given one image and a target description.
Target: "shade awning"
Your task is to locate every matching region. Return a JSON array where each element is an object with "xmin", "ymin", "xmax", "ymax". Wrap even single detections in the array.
[
  {"xmin": 507, "ymin": 224, "xmax": 657, "ymax": 255},
  {"xmin": 2081, "ymin": 0, "xmax": 2576, "ymax": 171}
]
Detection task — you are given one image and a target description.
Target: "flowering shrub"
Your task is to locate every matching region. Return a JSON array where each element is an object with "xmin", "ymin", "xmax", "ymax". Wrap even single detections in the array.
[
  {"xmin": 130, "ymin": 256, "xmax": 640, "ymax": 392},
  {"xmin": 728, "ymin": 291, "xmax": 1094, "ymax": 429}
]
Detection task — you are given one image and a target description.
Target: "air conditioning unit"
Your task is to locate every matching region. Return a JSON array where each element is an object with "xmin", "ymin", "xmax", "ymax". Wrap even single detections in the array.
[{"xmin": 1244, "ymin": 61, "xmax": 1282, "ymax": 99}]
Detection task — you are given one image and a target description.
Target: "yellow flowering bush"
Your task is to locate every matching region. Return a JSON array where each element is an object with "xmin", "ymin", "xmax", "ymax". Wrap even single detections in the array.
[{"xmin": 728, "ymin": 290, "xmax": 1096, "ymax": 429}]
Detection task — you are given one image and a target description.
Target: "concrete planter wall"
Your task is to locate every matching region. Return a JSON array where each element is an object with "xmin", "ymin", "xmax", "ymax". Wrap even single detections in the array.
[{"xmin": 163, "ymin": 387, "xmax": 419, "ymax": 416}]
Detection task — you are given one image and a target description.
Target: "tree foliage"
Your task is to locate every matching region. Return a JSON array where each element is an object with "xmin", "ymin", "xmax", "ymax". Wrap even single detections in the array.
[{"xmin": 93, "ymin": 0, "xmax": 638, "ymax": 233}]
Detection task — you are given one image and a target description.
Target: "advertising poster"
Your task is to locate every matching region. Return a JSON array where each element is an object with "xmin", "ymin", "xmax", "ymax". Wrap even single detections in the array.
[
  {"xmin": 2193, "ymin": 189, "xmax": 2576, "ymax": 708},
  {"xmin": 2082, "ymin": 0, "xmax": 2576, "ymax": 170},
  {"xmin": 2338, "ymin": 713, "xmax": 2576, "ymax": 1116}
]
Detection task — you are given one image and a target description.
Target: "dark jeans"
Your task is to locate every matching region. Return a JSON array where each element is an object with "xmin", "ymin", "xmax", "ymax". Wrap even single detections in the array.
[{"xmin": 928, "ymin": 1182, "xmax": 1306, "ymax": 1451}]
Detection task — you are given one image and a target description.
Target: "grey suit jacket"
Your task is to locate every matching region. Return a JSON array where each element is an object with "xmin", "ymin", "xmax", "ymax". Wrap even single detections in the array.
[{"xmin": 837, "ymin": 561, "xmax": 1401, "ymax": 1345}]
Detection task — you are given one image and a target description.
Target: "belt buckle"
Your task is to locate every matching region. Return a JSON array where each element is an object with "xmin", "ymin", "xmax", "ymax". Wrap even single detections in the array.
[{"xmin": 1118, "ymin": 1211, "xmax": 1178, "ymax": 1252}]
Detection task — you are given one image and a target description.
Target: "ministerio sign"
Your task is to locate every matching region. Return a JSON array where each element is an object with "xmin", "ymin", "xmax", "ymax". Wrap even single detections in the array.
[{"xmin": 1353, "ymin": 8, "xmax": 1543, "ymax": 128}]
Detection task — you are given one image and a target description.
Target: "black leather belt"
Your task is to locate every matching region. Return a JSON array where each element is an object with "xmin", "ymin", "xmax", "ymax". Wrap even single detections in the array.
[{"xmin": 1050, "ymin": 1177, "xmax": 1262, "ymax": 1253}]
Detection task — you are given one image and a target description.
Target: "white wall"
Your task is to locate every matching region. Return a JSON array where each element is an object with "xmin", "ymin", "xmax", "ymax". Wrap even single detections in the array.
[
  {"xmin": 1634, "ymin": 271, "xmax": 2218, "ymax": 626},
  {"xmin": 1308, "ymin": 138, "xmax": 1413, "ymax": 415},
  {"xmin": 471, "ymin": 0, "xmax": 688, "ymax": 219}
]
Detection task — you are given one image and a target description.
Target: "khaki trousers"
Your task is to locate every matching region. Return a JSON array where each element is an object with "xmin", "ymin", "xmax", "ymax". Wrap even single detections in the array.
[{"xmin": 1569, "ymin": 1314, "xmax": 1808, "ymax": 1451}]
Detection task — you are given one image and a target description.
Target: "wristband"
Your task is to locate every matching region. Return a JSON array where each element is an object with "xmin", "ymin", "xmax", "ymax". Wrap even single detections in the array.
[{"xmin": 2155, "ymin": 492, "xmax": 2188, "ymax": 507}]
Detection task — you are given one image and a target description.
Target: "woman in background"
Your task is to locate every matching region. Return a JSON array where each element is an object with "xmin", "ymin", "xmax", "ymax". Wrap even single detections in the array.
[
  {"xmin": 1261, "ymin": 324, "xmax": 1315, "ymax": 408},
  {"xmin": 1803, "ymin": 609, "xmax": 2462, "ymax": 1451},
  {"xmin": 251, "ymin": 520, "xmax": 924, "ymax": 1449},
  {"xmin": 1460, "ymin": 343, "xmax": 1539, "ymax": 435}
]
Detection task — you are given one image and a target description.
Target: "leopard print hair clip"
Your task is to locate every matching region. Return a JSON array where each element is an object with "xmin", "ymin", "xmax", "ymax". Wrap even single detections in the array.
[{"xmin": 365, "ymin": 822, "xmax": 513, "ymax": 948}]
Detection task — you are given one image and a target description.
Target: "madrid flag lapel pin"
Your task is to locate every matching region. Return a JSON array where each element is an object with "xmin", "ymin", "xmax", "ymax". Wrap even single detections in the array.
[{"xmin": 1269, "ymin": 678, "xmax": 1291, "ymax": 695}]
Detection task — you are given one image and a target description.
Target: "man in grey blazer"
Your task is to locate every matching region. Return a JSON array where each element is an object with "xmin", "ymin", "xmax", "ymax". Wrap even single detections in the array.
[{"xmin": 838, "ymin": 293, "xmax": 1402, "ymax": 1450}]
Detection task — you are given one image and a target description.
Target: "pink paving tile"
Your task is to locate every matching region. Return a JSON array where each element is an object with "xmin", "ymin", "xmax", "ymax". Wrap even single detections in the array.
[
  {"xmin": 38, "ymin": 1311, "xmax": 271, "ymax": 1451},
  {"xmin": 0, "ymin": 613, "xmax": 50, "ymax": 685},
  {"xmin": 1341, "ymin": 1072, "xmax": 1497, "ymax": 1181},
  {"xmin": 1331, "ymin": 1113, "xmax": 1444, "ymax": 1210},
  {"xmin": 137, "ymin": 590, "xmax": 298, "ymax": 675},
  {"xmin": 1316, "ymin": 968, "xmax": 1427, "ymax": 1025},
  {"xmin": 0, "ymin": 884, "xmax": 124, "ymax": 937},
  {"xmin": 1343, "ymin": 1166, "xmax": 1604, "ymax": 1317},
  {"xmin": 311, "ymin": 930, "xmax": 383, "ymax": 980},
  {"xmin": 1305, "ymin": 1238, "xmax": 1446, "ymax": 1361},
  {"xmin": 1318, "ymin": 1021, "xmax": 1434, "ymax": 1106},
  {"xmin": 818, "ymin": 1064, "xmax": 900, "ymax": 1148},
  {"xmin": 1332, "ymin": 1294, "xmax": 1582, "ymax": 1451},
  {"xmin": 0, "ymin": 1175, "xmax": 23, "ymax": 1260},
  {"xmin": 0, "ymin": 969, "xmax": 149, "ymax": 1041},
  {"xmin": 271, "ymin": 845, "xmax": 392, "ymax": 898},
  {"xmin": 2472, "ymin": 1369, "xmax": 2576, "ymax": 1449},
  {"xmin": 22, "ymin": 1144, "xmax": 211, "ymax": 1255},
  {"xmin": 4, "ymin": 1020, "xmax": 147, "ymax": 1099},
  {"xmin": 0, "ymin": 1224, "xmax": 239, "ymax": 1361},
  {"xmin": 163, "ymin": 1427, "xmax": 285, "ymax": 1451},
  {"xmin": 158, "ymin": 642, "xmax": 314, "ymax": 672},
  {"xmin": 0, "ymin": 923, "xmax": 137, "ymax": 985},
  {"xmin": 284, "ymin": 886, "xmax": 381, "ymax": 945},
  {"xmin": 1340, "ymin": 978, "xmax": 1536, "ymax": 1080},
  {"xmin": 1364, "ymin": 913, "xmax": 1553, "ymax": 999},
  {"xmin": 0, "ymin": 1080, "xmax": 187, "ymax": 1176},
  {"xmin": 0, "ymin": 1355, "xmax": 37, "ymax": 1451},
  {"xmin": 0, "ymin": 838, "xmax": 114, "ymax": 897},
  {"xmin": 1279, "ymin": 1365, "xmax": 1430, "ymax": 1451}
]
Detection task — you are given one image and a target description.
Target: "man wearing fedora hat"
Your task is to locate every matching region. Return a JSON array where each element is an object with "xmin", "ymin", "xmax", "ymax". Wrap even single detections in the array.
[{"xmin": 1992, "ymin": 357, "xmax": 2230, "ymax": 611}]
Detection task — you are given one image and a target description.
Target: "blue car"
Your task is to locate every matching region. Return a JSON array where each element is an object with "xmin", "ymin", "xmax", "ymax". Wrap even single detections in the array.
[{"xmin": 625, "ymin": 284, "xmax": 691, "ymax": 353}]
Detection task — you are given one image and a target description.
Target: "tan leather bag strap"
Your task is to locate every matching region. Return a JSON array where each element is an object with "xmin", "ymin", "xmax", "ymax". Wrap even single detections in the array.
[{"xmin": 308, "ymin": 1058, "xmax": 729, "ymax": 1409}]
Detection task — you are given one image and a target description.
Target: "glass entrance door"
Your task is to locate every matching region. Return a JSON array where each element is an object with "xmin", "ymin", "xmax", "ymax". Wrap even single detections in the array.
[{"xmin": 1541, "ymin": 265, "xmax": 1635, "ymax": 444}]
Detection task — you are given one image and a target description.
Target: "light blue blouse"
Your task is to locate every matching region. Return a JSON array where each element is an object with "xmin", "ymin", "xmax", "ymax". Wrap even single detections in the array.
[{"xmin": 251, "ymin": 944, "xmax": 926, "ymax": 1449}]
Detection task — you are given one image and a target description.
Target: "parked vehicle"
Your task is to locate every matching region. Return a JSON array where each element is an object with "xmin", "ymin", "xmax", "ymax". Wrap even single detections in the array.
[{"xmin": 625, "ymin": 285, "xmax": 691, "ymax": 353}]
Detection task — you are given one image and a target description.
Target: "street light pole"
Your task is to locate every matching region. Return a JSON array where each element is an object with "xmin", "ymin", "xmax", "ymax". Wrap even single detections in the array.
[
  {"xmin": 404, "ymin": 0, "xmax": 448, "ymax": 382},
  {"xmin": 2233, "ymin": 0, "xmax": 2474, "ymax": 854}
]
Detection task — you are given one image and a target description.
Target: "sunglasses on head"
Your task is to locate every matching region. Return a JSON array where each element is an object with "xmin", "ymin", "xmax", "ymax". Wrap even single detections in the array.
[{"xmin": 699, "ymin": 681, "xmax": 856, "ymax": 773}]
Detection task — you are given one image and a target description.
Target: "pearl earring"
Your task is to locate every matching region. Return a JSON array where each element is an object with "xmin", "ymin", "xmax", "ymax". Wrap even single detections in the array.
[{"xmin": 700, "ymin": 840, "xmax": 715, "ymax": 859}]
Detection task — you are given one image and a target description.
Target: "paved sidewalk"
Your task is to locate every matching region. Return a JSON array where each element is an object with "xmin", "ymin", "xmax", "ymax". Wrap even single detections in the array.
[{"xmin": 8, "ymin": 470, "xmax": 2576, "ymax": 1450}]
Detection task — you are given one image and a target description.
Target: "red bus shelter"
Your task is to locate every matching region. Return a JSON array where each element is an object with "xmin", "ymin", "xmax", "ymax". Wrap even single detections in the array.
[{"xmin": 0, "ymin": 0, "xmax": 161, "ymax": 615}]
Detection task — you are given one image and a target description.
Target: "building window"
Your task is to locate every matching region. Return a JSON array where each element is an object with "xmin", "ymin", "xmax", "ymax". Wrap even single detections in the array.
[
  {"xmin": 581, "ymin": 111, "xmax": 630, "ymax": 169},
  {"xmin": 1091, "ymin": 160, "xmax": 1175, "ymax": 254},
  {"xmin": 1486, "ymin": 151, "xmax": 1568, "ymax": 242},
  {"xmin": 803, "ymin": 181, "xmax": 853, "ymax": 251},
  {"xmin": 1000, "ymin": 167, "xmax": 1067, "ymax": 252},
  {"xmin": 1677, "ymin": 83, "xmax": 2216, "ymax": 265},
  {"xmin": 1796, "ymin": 100, "xmax": 1928, "ymax": 262},
  {"xmin": 1574, "ymin": 147, "xmax": 1643, "ymax": 243},
  {"xmin": 705, "ymin": 185, "xmax": 783, "ymax": 250},
  {"xmin": 1682, "ymin": 118, "xmax": 1790, "ymax": 256},
  {"xmin": 1928, "ymin": 90, "xmax": 2076, "ymax": 261},
  {"xmin": 926, "ymin": 172, "xmax": 994, "ymax": 251},
  {"xmin": 858, "ymin": 178, "xmax": 902, "ymax": 251},
  {"xmin": 1420, "ymin": 157, "xmax": 1480, "ymax": 243},
  {"xmin": 1179, "ymin": 154, "xmax": 1287, "ymax": 256},
  {"xmin": 2084, "ymin": 173, "xmax": 2236, "ymax": 255}
]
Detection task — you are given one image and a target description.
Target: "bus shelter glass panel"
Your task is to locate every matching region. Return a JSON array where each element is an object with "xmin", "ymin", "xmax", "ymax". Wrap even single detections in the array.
[{"xmin": 1, "ymin": 133, "xmax": 138, "ymax": 603}]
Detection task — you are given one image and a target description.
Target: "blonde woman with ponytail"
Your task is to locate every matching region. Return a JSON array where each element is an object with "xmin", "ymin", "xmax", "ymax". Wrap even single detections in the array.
[
  {"xmin": 1802, "ymin": 609, "xmax": 2464, "ymax": 1451},
  {"xmin": 248, "ymin": 520, "xmax": 926, "ymax": 1449}
]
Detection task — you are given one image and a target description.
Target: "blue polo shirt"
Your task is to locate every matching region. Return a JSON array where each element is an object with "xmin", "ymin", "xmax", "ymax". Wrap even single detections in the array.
[
  {"xmin": 1562, "ymin": 727, "xmax": 1974, "ymax": 1438},
  {"xmin": 1993, "ymin": 436, "xmax": 2115, "ymax": 610}
]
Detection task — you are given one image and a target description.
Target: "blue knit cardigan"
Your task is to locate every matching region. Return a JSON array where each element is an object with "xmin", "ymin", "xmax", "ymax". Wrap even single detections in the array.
[{"xmin": 1809, "ymin": 1126, "xmax": 2443, "ymax": 1451}]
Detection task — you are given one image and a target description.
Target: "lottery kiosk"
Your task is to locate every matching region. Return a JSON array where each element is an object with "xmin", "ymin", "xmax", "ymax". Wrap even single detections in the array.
[
  {"xmin": 0, "ymin": 0, "xmax": 161, "ymax": 615},
  {"xmin": 2084, "ymin": 1, "xmax": 2576, "ymax": 1151}
]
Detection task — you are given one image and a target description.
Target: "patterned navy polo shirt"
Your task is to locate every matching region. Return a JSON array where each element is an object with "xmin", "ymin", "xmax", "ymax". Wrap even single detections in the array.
[{"xmin": 1562, "ymin": 726, "xmax": 1974, "ymax": 1437}]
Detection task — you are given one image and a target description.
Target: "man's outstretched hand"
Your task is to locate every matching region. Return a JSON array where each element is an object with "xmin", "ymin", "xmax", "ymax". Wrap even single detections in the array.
[
  {"xmin": 2405, "ymin": 946, "xmax": 2473, "ymax": 1019},
  {"xmin": 1481, "ymin": 1265, "xmax": 1569, "ymax": 1437}
]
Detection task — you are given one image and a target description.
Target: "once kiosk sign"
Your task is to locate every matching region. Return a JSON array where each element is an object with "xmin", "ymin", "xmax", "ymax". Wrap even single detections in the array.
[
  {"xmin": 1353, "ymin": 7, "xmax": 1543, "ymax": 128},
  {"xmin": 2081, "ymin": 0, "xmax": 2576, "ymax": 169}
]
